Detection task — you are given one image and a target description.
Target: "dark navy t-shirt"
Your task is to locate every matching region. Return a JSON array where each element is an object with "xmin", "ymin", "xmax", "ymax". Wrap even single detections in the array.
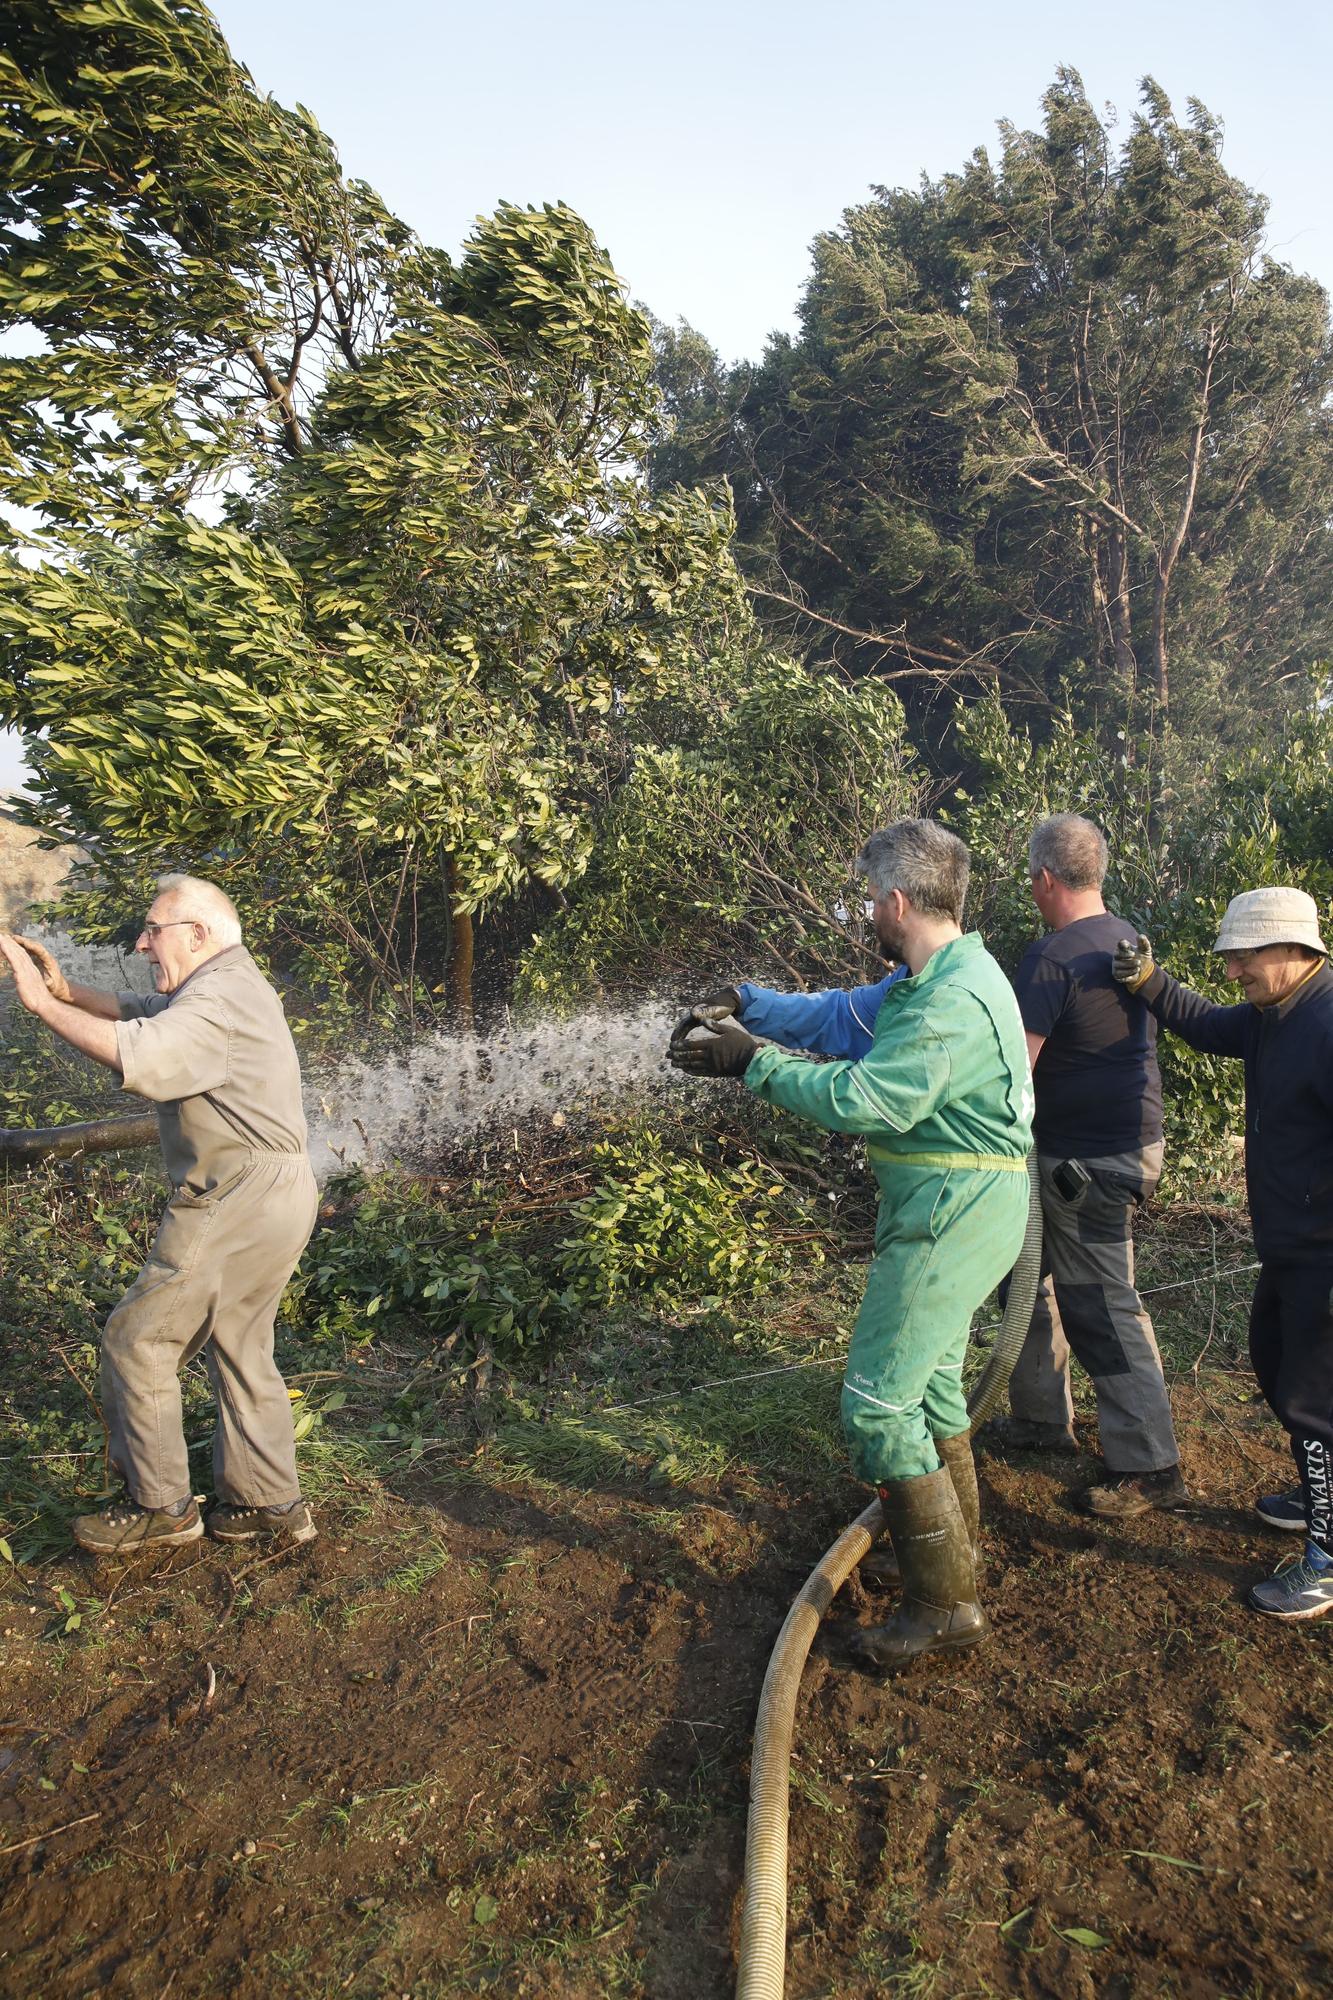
[{"xmin": 1013, "ymin": 912, "xmax": 1163, "ymax": 1156}]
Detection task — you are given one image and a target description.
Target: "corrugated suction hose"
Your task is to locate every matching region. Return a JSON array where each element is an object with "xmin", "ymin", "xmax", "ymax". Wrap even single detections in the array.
[{"xmin": 735, "ymin": 1154, "xmax": 1043, "ymax": 2000}]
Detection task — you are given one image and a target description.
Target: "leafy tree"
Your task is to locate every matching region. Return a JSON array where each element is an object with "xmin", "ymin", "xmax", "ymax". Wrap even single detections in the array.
[
  {"xmin": 517, "ymin": 657, "xmax": 924, "ymax": 1007},
  {"xmin": 653, "ymin": 73, "xmax": 1333, "ymax": 735},
  {"xmin": 0, "ymin": 1, "xmax": 753, "ymax": 1025},
  {"xmin": 0, "ymin": 0, "xmax": 411, "ymax": 523}
]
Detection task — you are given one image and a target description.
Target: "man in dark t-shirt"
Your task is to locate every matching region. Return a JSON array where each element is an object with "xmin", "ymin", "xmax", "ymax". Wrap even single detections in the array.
[{"xmin": 995, "ymin": 814, "xmax": 1187, "ymax": 1517}]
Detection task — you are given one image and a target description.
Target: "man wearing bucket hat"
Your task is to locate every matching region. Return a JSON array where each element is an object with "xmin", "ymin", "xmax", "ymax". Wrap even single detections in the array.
[{"xmin": 1113, "ymin": 888, "xmax": 1333, "ymax": 1620}]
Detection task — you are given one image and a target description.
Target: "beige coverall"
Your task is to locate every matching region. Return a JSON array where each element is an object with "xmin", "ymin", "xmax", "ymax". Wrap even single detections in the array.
[{"xmin": 104, "ymin": 946, "xmax": 318, "ymax": 1511}]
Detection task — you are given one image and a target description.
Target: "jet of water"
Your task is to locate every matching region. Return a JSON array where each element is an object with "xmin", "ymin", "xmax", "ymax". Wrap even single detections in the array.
[{"xmin": 306, "ymin": 1000, "xmax": 688, "ymax": 1176}]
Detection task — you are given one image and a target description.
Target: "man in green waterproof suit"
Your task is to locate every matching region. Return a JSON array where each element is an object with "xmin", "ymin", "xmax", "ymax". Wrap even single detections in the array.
[{"xmin": 669, "ymin": 821, "xmax": 1033, "ymax": 1670}]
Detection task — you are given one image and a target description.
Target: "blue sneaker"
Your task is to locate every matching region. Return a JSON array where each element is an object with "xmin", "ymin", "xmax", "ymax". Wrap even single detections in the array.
[
  {"xmin": 1249, "ymin": 1542, "xmax": 1333, "ymax": 1621},
  {"xmin": 1255, "ymin": 1488, "xmax": 1306, "ymax": 1532}
]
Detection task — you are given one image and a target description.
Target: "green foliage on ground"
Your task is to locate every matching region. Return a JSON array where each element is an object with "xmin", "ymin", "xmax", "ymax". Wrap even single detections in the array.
[
  {"xmin": 0, "ymin": 998, "xmax": 129, "ymax": 1130},
  {"xmin": 557, "ymin": 1131, "xmax": 813, "ymax": 1308},
  {"xmin": 293, "ymin": 1119, "xmax": 822, "ymax": 1362}
]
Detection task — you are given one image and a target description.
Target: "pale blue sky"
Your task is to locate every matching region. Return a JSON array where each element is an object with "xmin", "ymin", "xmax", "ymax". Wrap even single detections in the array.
[
  {"xmin": 208, "ymin": 0, "xmax": 1333, "ymax": 362},
  {"xmin": 3, "ymin": 0, "xmax": 1330, "ymax": 794}
]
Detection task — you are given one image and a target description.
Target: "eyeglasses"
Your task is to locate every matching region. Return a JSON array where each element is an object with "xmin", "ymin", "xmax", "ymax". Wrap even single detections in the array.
[
  {"xmin": 140, "ymin": 919, "xmax": 199, "ymax": 939},
  {"xmin": 1222, "ymin": 946, "xmax": 1272, "ymax": 965}
]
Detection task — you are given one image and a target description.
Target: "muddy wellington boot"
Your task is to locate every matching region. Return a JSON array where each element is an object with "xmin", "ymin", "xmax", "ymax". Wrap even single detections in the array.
[
  {"xmin": 856, "ymin": 1467, "xmax": 989, "ymax": 1672},
  {"xmin": 860, "ymin": 1431, "xmax": 982, "ymax": 1589}
]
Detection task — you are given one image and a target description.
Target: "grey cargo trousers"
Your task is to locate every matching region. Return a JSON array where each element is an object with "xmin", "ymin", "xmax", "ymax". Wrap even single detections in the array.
[
  {"xmin": 1007, "ymin": 1144, "xmax": 1180, "ymax": 1472},
  {"xmin": 101, "ymin": 1154, "xmax": 319, "ymax": 1511}
]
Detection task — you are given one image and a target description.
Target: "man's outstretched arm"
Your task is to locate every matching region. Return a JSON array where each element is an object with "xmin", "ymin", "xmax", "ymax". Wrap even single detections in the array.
[
  {"xmin": 737, "ymin": 971, "xmax": 902, "ymax": 1059},
  {"xmin": 0, "ymin": 933, "xmax": 122, "ymax": 1070},
  {"xmin": 1113, "ymin": 938, "xmax": 1248, "ymax": 1057},
  {"xmin": 743, "ymin": 1008, "xmax": 952, "ymax": 1138}
]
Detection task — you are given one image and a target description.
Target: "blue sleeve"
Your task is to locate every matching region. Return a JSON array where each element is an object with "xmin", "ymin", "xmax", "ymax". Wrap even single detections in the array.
[{"xmin": 736, "ymin": 970, "xmax": 902, "ymax": 1059}]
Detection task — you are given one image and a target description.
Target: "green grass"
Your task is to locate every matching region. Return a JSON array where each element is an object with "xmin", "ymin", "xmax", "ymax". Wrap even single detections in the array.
[{"xmin": 0, "ymin": 1148, "xmax": 1262, "ymax": 1582}]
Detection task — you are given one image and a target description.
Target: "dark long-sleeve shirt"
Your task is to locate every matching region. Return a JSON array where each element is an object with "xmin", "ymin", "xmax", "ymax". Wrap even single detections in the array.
[{"xmin": 1139, "ymin": 959, "xmax": 1333, "ymax": 1263}]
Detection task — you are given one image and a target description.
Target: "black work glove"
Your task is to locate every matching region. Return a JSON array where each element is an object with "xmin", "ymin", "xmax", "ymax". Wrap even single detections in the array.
[
  {"xmin": 669, "ymin": 984, "xmax": 742, "ymax": 1053},
  {"xmin": 1111, "ymin": 933, "xmax": 1155, "ymax": 993},
  {"xmin": 666, "ymin": 1013, "xmax": 759, "ymax": 1079}
]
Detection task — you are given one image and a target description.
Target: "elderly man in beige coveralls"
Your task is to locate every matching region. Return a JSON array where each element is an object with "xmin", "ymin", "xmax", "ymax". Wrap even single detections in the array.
[{"xmin": 0, "ymin": 874, "xmax": 319, "ymax": 1555}]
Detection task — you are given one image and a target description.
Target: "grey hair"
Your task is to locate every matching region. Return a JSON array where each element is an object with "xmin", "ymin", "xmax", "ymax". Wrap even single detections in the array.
[
  {"xmin": 855, "ymin": 820, "xmax": 970, "ymax": 924},
  {"xmin": 155, "ymin": 873, "xmax": 243, "ymax": 947},
  {"xmin": 1028, "ymin": 813, "xmax": 1107, "ymax": 892}
]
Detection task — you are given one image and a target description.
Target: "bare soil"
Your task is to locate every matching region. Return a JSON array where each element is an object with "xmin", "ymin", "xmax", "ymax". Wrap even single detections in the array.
[{"xmin": 1, "ymin": 1380, "xmax": 1329, "ymax": 1999}]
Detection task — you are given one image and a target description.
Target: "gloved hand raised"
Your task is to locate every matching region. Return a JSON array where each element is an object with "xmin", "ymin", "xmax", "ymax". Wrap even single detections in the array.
[
  {"xmin": 669, "ymin": 984, "xmax": 742, "ymax": 1053},
  {"xmin": 666, "ymin": 1012, "xmax": 758, "ymax": 1079},
  {"xmin": 1112, "ymin": 934, "xmax": 1155, "ymax": 993}
]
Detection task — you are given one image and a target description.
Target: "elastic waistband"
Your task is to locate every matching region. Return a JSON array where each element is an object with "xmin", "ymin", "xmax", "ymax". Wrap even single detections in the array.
[
  {"xmin": 866, "ymin": 1146, "xmax": 1030, "ymax": 1173},
  {"xmin": 172, "ymin": 1150, "xmax": 308, "ymax": 1186}
]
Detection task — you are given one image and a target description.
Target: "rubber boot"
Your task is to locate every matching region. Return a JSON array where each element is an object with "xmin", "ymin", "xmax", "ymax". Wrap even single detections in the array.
[
  {"xmin": 860, "ymin": 1431, "xmax": 981, "ymax": 1589},
  {"xmin": 856, "ymin": 1467, "xmax": 989, "ymax": 1671}
]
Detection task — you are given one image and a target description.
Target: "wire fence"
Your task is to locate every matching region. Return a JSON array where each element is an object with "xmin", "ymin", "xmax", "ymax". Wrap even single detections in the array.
[{"xmin": 593, "ymin": 1257, "xmax": 1263, "ymax": 1415}]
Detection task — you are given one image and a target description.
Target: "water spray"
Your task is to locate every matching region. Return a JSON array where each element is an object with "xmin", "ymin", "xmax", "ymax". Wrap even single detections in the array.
[{"xmin": 305, "ymin": 1001, "xmax": 684, "ymax": 1176}]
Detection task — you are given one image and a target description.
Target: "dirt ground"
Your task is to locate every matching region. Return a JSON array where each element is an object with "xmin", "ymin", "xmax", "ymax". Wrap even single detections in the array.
[{"xmin": 1, "ymin": 1379, "xmax": 1328, "ymax": 2000}]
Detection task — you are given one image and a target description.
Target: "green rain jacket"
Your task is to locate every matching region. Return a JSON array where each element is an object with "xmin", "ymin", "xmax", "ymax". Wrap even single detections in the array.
[{"xmin": 742, "ymin": 932, "xmax": 1033, "ymax": 1187}]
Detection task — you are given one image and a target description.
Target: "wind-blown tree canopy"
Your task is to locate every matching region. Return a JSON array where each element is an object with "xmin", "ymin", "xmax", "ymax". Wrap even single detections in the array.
[
  {"xmin": 0, "ymin": 0, "xmax": 756, "ymax": 1024},
  {"xmin": 517, "ymin": 657, "xmax": 926, "ymax": 1007},
  {"xmin": 0, "ymin": 0, "xmax": 412, "ymax": 520},
  {"xmin": 652, "ymin": 72, "xmax": 1333, "ymax": 734}
]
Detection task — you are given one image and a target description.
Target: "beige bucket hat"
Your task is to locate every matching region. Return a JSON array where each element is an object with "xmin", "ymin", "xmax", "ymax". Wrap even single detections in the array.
[{"xmin": 1213, "ymin": 886, "xmax": 1328, "ymax": 955}]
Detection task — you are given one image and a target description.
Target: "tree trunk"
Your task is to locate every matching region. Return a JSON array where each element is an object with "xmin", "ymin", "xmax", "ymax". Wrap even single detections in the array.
[
  {"xmin": 1104, "ymin": 528, "xmax": 1138, "ymax": 690},
  {"xmin": 1086, "ymin": 516, "xmax": 1112, "ymax": 685},
  {"xmin": 440, "ymin": 852, "xmax": 474, "ymax": 1029},
  {"xmin": 1149, "ymin": 568, "xmax": 1171, "ymax": 718},
  {"xmin": 450, "ymin": 905, "xmax": 475, "ymax": 1030},
  {"xmin": 1150, "ymin": 338, "xmax": 1219, "ymax": 721},
  {"xmin": 0, "ymin": 1113, "xmax": 159, "ymax": 1164}
]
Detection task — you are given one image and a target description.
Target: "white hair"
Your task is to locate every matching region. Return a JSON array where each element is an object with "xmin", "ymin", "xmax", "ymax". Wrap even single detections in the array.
[{"xmin": 155, "ymin": 873, "xmax": 243, "ymax": 947}]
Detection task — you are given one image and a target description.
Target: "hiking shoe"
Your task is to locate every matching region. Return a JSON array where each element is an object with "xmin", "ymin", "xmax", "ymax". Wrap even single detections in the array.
[
  {"xmin": 1255, "ymin": 1487, "xmax": 1307, "ymax": 1533},
  {"xmin": 73, "ymin": 1497, "xmax": 203, "ymax": 1556},
  {"xmin": 207, "ymin": 1499, "xmax": 317, "ymax": 1545},
  {"xmin": 1078, "ymin": 1466, "xmax": 1189, "ymax": 1517},
  {"xmin": 983, "ymin": 1415, "xmax": 1079, "ymax": 1456},
  {"xmin": 1249, "ymin": 1542, "xmax": 1333, "ymax": 1621}
]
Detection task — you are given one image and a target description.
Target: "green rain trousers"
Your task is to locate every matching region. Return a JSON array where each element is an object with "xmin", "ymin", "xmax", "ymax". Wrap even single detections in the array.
[{"xmin": 745, "ymin": 933, "xmax": 1033, "ymax": 1484}]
